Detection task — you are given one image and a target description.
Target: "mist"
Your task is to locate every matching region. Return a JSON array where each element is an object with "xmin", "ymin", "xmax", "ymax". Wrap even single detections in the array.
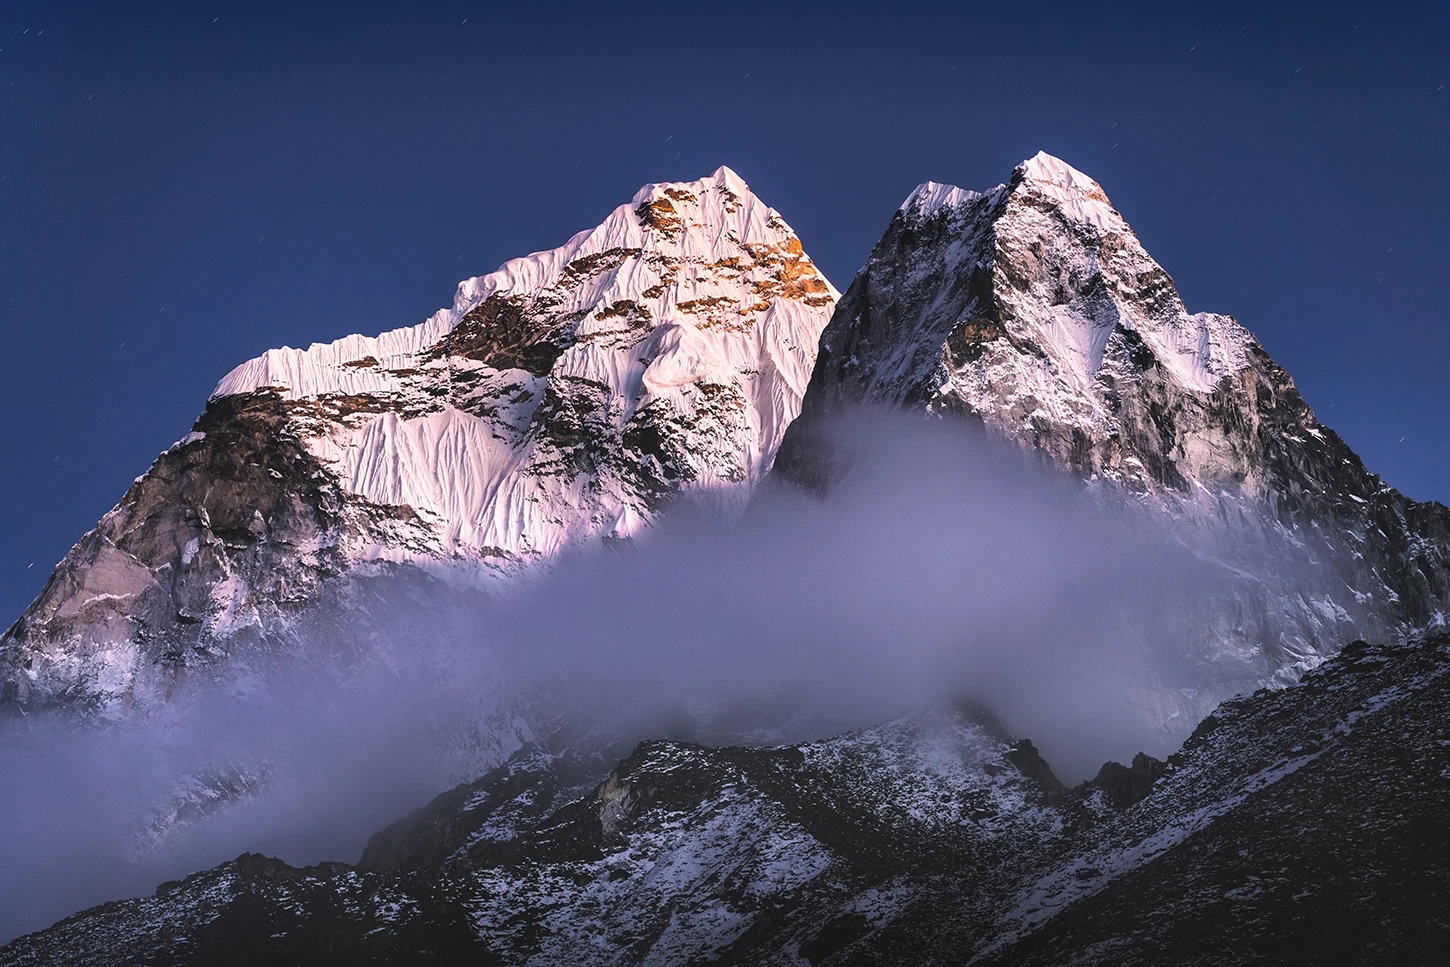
[{"xmin": 0, "ymin": 412, "xmax": 1236, "ymax": 943}]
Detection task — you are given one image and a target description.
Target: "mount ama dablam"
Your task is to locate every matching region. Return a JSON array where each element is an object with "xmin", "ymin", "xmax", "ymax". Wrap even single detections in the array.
[{"xmin": 2, "ymin": 153, "xmax": 1448, "ymax": 966}]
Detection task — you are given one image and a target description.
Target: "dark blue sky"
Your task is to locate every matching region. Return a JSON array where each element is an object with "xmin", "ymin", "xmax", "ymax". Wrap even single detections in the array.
[{"xmin": 2, "ymin": 1, "xmax": 1446, "ymax": 623}]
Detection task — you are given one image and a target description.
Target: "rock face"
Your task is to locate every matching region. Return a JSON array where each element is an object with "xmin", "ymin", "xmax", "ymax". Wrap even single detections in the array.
[
  {"xmin": 8, "ymin": 633, "xmax": 1446, "ymax": 965},
  {"xmin": 1, "ymin": 166, "xmax": 837, "ymax": 716},
  {"xmin": 776, "ymin": 152, "xmax": 1450, "ymax": 724}
]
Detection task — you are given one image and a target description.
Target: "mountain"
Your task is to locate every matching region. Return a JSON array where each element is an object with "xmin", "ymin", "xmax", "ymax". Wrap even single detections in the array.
[
  {"xmin": 0, "ymin": 166, "xmax": 838, "ymax": 717},
  {"xmin": 775, "ymin": 151, "xmax": 1450, "ymax": 729},
  {"xmin": 7, "ymin": 631, "xmax": 1445, "ymax": 965},
  {"xmin": 11, "ymin": 151, "xmax": 1446, "ymax": 731},
  {"xmin": 5, "ymin": 153, "xmax": 1448, "ymax": 963}
]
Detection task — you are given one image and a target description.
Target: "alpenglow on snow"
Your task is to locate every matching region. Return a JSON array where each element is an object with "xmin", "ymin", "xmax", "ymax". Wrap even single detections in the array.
[{"xmin": 0, "ymin": 166, "xmax": 839, "ymax": 716}]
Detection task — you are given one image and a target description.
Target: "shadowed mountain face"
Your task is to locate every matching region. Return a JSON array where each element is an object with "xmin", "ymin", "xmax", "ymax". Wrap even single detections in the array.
[
  {"xmin": 776, "ymin": 152, "xmax": 1450, "ymax": 731},
  {"xmin": 1, "ymin": 167, "xmax": 838, "ymax": 718},
  {"xmin": 6, "ymin": 633, "xmax": 1446, "ymax": 965}
]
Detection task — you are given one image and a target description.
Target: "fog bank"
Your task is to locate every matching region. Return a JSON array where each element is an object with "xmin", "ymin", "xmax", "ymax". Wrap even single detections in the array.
[{"xmin": 0, "ymin": 412, "xmax": 1236, "ymax": 943}]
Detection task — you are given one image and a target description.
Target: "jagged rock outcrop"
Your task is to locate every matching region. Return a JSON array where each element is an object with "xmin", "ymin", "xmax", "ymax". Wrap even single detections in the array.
[
  {"xmin": 776, "ymin": 152, "xmax": 1450, "ymax": 726},
  {"xmin": 1, "ymin": 167, "xmax": 838, "ymax": 716},
  {"xmin": 9, "ymin": 634, "xmax": 1446, "ymax": 965}
]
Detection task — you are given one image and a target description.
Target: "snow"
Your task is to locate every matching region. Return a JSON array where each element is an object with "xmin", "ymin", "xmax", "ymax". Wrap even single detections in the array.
[
  {"xmin": 900, "ymin": 180, "xmax": 983, "ymax": 220},
  {"xmin": 895, "ymin": 153, "xmax": 1256, "ymax": 408},
  {"xmin": 205, "ymin": 165, "xmax": 839, "ymax": 575},
  {"xmin": 1015, "ymin": 150, "xmax": 1121, "ymax": 234},
  {"xmin": 459, "ymin": 766, "xmax": 833, "ymax": 966},
  {"xmin": 993, "ymin": 161, "xmax": 1251, "ymax": 398},
  {"xmin": 875, "ymin": 161, "xmax": 1258, "ymax": 484},
  {"xmin": 793, "ymin": 150, "xmax": 1411, "ymax": 744},
  {"xmin": 211, "ymin": 167, "xmax": 826, "ymax": 401},
  {"xmin": 851, "ymin": 153, "xmax": 1259, "ymax": 461}
]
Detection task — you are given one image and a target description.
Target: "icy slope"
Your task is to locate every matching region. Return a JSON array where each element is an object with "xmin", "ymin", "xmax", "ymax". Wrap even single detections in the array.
[
  {"xmin": 777, "ymin": 151, "xmax": 1450, "ymax": 730},
  {"xmin": 0, "ymin": 167, "xmax": 838, "ymax": 715}
]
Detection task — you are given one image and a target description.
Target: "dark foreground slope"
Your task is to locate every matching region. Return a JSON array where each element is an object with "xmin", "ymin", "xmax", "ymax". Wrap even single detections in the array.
[
  {"xmin": 5, "ymin": 634, "xmax": 1448, "ymax": 966},
  {"xmin": 938, "ymin": 634, "xmax": 1450, "ymax": 966}
]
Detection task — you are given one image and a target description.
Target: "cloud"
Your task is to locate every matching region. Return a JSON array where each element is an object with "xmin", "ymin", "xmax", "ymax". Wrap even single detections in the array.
[{"xmin": 0, "ymin": 410, "xmax": 1226, "ymax": 943}]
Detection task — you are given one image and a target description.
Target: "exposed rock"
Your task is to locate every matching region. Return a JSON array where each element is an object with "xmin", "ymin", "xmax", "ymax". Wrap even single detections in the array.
[{"xmin": 1088, "ymin": 752, "xmax": 1168, "ymax": 810}]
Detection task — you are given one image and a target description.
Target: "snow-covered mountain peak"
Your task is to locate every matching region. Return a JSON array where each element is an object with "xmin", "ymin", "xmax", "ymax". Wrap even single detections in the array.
[
  {"xmin": 779, "ymin": 151, "xmax": 1450, "ymax": 738},
  {"xmin": 635, "ymin": 164, "xmax": 752, "ymax": 203},
  {"xmin": 1015, "ymin": 150, "xmax": 1104, "ymax": 192},
  {"xmin": 1009, "ymin": 150, "xmax": 1122, "ymax": 235},
  {"xmin": 898, "ymin": 153, "xmax": 1117, "ymax": 231},
  {"xmin": 215, "ymin": 164, "xmax": 839, "ymax": 531},
  {"xmin": 852, "ymin": 153, "xmax": 1251, "ymax": 417},
  {"xmin": 987, "ymin": 153, "xmax": 1251, "ymax": 396},
  {"xmin": 4, "ymin": 169, "xmax": 839, "ymax": 715},
  {"xmin": 215, "ymin": 167, "xmax": 829, "ymax": 403}
]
